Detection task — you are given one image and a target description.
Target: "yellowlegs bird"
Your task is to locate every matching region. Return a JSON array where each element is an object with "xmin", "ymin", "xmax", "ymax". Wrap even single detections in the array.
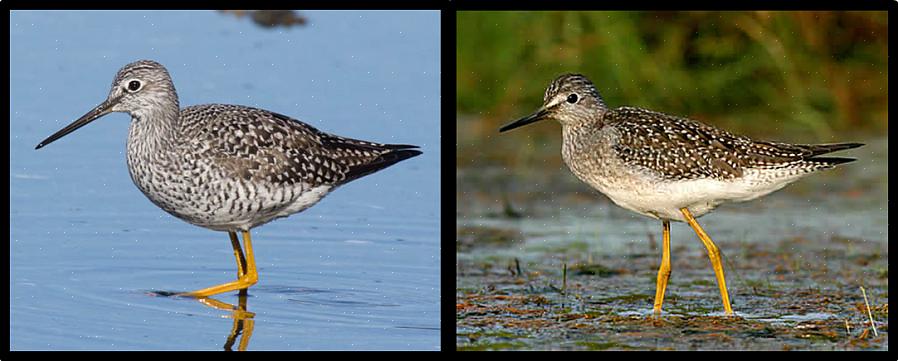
[
  {"xmin": 499, "ymin": 73, "xmax": 862, "ymax": 316},
  {"xmin": 35, "ymin": 60, "xmax": 421, "ymax": 298}
]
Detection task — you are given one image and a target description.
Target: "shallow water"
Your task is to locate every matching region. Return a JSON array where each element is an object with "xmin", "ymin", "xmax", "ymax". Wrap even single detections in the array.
[
  {"xmin": 11, "ymin": 10, "xmax": 440, "ymax": 350},
  {"xmin": 456, "ymin": 136, "xmax": 887, "ymax": 350}
]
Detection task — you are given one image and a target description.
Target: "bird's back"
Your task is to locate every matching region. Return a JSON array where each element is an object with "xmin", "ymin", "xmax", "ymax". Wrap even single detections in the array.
[
  {"xmin": 604, "ymin": 106, "xmax": 861, "ymax": 182},
  {"xmin": 179, "ymin": 104, "xmax": 419, "ymax": 186}
]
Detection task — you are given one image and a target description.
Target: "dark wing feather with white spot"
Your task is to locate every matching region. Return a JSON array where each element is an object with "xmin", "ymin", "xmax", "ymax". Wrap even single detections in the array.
[
  {"xmin": 607, "ymin": 107, "xmax": 861, "ymax": 181},
  {"xmin": 180, "ymin": 104, "xmax": 419, "ymax": 186},
  {"xmin": 318, "ymin": 133, "xmax": 421, "ymax": 184}
]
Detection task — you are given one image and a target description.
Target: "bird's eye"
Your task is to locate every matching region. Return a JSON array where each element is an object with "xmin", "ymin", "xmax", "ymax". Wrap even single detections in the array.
[
  {"xmin": 126, "ymin": 79, "xmax": 142, "ymax": 92},
  {"xmin": 566, "ymin": 93, "xmax": 579, "ymax": 104}
]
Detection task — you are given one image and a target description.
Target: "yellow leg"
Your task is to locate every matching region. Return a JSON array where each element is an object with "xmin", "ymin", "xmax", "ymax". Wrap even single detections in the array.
[
  {"xmin": 680, "ymin": 208, "xmax": 734, "ymax": 315},
  {"xmin": 184, "ymin": 230, "xmax": 259, "ymax": 298},
  {"xmin": 237, "ymin": 316, "xmax": 254, "ymax": 351},
  {"xmin": 197, "ymin": 297, "xmax": 256, "ymax": 320},
  {"xmin": 229, "ymin": 231, "xmax": 247, "ymax": 278},
  {"xmin": 653, "ymin": 220, "xmax": 671, "ymax": 316},
  {"xmin": 198, "ymin": 293, "xmax": 255, "ymax": 351}
]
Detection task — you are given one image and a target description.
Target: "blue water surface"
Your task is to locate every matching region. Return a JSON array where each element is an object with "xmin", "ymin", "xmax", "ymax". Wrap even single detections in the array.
[{"xmin": 10, "ymin": 10, "xmax": 440, "ymax": 351}]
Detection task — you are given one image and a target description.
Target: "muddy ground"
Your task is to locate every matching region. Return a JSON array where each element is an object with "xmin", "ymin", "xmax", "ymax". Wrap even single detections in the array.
[{"xmin": 456, "ymin": 138, "xmax": 888, "ymax": 350}]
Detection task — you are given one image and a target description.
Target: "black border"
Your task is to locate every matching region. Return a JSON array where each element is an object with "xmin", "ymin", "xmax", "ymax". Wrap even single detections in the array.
[{"xmin": 6, "ymin": 0, "xmax": 897, "ymax": 354}]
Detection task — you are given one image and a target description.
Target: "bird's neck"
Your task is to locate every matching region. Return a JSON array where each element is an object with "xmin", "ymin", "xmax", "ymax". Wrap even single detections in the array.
[
  {"xmin": 560, "ymin": 118, "xmax": 611, "ymax": 176},
  {"xmin": 125, "ymin": 104, "xmax": 183, "ymax": 205},
  {"xmin": 126, "ymin": 103, "xmax": 182, "ymax": 176},
  {"xmin": 561, "ymin": 116, "xmax": 604, "ymax": 145},
  {"xmin": 127, "ymin": 104, "xmax": 181, "ymax": 148}
]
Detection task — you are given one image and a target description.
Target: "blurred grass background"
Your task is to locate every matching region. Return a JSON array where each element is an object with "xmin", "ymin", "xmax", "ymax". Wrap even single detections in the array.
[{"xmin": 457, "ymin": 11, "xmax": 887, "ymax": 168}]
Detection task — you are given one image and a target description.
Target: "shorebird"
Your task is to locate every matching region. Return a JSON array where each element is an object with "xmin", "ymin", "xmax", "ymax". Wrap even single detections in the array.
[
  {"xmin": 499, "ymin": 73, "xmax": 862, "ymax": 316},
  {"xmin": 35, "ymin": 60, "xmax": 421, "ymax": 298}
]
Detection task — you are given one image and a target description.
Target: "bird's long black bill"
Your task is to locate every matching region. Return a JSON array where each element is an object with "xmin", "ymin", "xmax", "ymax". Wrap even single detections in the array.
[
  {"xmin": 35, "ymin": 97, "xmax": 117, "ymax": 150},
  {"xmin": 499, "ymin": 108, "xmax": 550, "ymax": 133}
]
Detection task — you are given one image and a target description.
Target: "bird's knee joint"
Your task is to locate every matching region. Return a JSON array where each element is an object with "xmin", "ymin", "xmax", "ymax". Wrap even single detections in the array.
[{"xmin": 242, "ymin": 274, "xmax": 259, "ymax": 285}]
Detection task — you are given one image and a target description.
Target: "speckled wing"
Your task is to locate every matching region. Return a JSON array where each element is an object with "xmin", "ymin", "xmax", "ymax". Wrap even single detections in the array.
[
  {"xmin": 180, "ymin": 104, "xmax": 419, "ymax": 187},
  {"xmin": 606, "ymin": 107, "xmax": 754, "ymax": 181},
  {"xmin": 606, "ymin": 107, "xmax": 860, "ymax": 181}
]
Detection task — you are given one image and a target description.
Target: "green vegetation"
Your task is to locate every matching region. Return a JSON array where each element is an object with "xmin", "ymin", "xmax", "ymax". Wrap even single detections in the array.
[{"xmin": 457, "ymin": 11, "xmax": 887, "ymax": 167}]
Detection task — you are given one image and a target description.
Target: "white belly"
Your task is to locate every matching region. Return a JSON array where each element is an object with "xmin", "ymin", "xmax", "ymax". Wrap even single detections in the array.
[{"xmin": 578, "ymin": 168, "xmax": 802, "ymax": 222}]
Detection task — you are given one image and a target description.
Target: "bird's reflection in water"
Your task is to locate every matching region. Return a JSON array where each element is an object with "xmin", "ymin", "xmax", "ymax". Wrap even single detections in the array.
[{"xmin": 196, "ymin": 291, "xmax": 254, "ymax": 351}]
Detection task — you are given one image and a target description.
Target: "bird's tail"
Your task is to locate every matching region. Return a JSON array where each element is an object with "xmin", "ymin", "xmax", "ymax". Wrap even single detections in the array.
[{"xmin": 343, "ymin": 144, "xmax": 422, "ymax": 182}]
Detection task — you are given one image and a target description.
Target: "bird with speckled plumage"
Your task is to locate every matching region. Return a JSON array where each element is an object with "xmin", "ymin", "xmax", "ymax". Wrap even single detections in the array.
[
  {"xmin": 500, "ymin": 73, "xmax": 862, "ymax": 316},
  {"xmin": 35, "ymin": 60, "xmax": 421, "ymax": 298}
]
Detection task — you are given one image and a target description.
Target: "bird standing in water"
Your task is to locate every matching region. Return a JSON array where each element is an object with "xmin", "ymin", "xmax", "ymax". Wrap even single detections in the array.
[
  {"xmin": 36, "ymin": 60, "xmax": 421, "ymax": 298},
  {"xmin": 500, "ymin": 73, "xmax": 862, "ymax": 316}
]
